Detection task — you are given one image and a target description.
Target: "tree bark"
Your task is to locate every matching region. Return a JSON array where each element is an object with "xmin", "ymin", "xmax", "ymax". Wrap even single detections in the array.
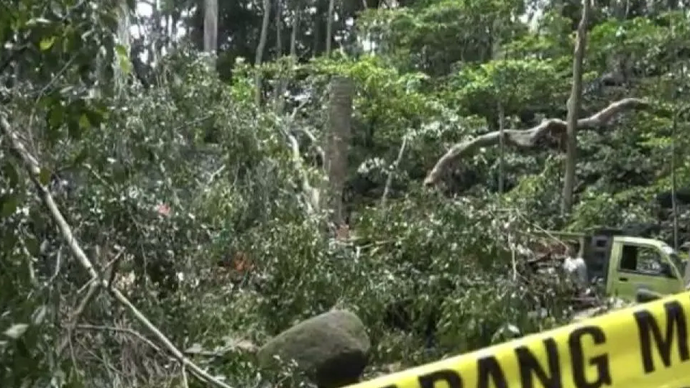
[
  {"xmin": 203, "ymin": 0, "xmax": 218, "ymax": 68},
  {"xmin": 255, "ymin": 0, "xmax": 272, "ymax": 106},
  {"xmin": 424, "ymin": 98, "xmax": 649, "ymax": 187},
  {"xmin": 275, "ymin": 0, "xmax": 283, "ymax": 56},
  {"xmin": 324, "ymin": 77, "xmax": 354, "ymax": 226},
  {"xmin": 290, "ymin": 9, "xmax": 299, "ymax": 59},
  {"xmin": 326, "ymin": 0, "xmax": 336, "ymax": 55},
  {"xmin": 498, "ymin": 100, "xmax": 505, "ymax": 195},
  {"xmin": 275, "ymin": 7, "xmax": 299, "ymax": 114},
  {"xmin": 561, "ymin": 0, "xmax": 591, "ymax": 215},
  {"xmin": 114, "ymin": 0, "xmax": 131, "ymax": 96},
  {"xmin": 272, "ymin": 0, "xmax": 285, "ymax": 112}
]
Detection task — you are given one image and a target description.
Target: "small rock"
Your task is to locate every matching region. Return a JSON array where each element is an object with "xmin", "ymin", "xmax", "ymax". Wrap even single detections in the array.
[{"xmin": 258, "ymin": 310, "xmax": 370, "ymax": 388}]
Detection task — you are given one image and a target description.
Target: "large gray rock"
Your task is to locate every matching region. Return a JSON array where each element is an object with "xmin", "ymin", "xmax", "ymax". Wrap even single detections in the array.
[{"xmin": 258, "ymin": 310, "xmax": 370, "ymax": 388}]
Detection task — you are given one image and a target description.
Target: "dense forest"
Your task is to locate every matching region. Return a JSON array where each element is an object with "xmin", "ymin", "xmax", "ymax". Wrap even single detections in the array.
[{"xmin": 1, "ymin": 0, "xmax": 690, "ymax": 386}]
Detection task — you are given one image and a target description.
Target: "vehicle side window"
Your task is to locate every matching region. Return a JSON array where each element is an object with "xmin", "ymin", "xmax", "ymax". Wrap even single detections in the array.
[{"xmin": 619, "ymin": 244, "xmax": 664, "ymax": 274}]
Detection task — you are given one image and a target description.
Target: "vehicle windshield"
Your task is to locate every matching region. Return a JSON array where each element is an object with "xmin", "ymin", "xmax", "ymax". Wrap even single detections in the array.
[
  {"xmin": 662, "ymin": 245, "xmax": 687, "ymax": 275},
  {"xmin": 671, "ymin": 253, "xmax": 687, "ymax": 276}
]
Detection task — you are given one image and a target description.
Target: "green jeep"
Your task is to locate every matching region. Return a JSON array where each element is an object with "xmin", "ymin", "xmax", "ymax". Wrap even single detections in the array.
[{"xmin": 530, "ymin": 229, "xmax": 689, "ymax": 303}]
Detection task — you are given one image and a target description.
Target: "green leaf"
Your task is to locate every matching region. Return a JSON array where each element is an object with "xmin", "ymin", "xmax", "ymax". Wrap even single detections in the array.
[
  {"xmin": 118, "ymin": 56, "xmax": 132, "ymax": 75},
  {"xmin": 39, "ymin": 36, "xmax": 56, "ymax": 51},
  {"xmin": 1, "ymin": 232, "xmax": 18, "ymax": 252},
  {"xmin": 72, "ymin": 148, "xmax": 89, "ymax": 166},
  {"xmin": 24, "ymin": 237, "xmax": 40, "ymax": 256},
  {"xmin": 47, "ymin": 104, "xmax": 65, "ymax": 131},
  {"xmin": 32, "ymin": 306, "xmax": 47, "ymax": 326},
  {"xmin": 67, "ymin": 119, "xmax": 82, "ymax": 140},
  {"xmin": 4, "ymin": 324, "xmax": 29, "ymax": 339},
  {"xmin": 115, "ymin": 44, "xmax": 128, "ymax": 57},
  {"xmin": 0, "ymin": 194, "xmax": 18, "ymax": 218},
  {"xmin": 78, "ymin": 114, "xmax": 91, "ymax": 129},
  {"xmin": 115, "ymin": 44, "xmax": 132, "ymax": 75},
  {"xmin": 85, "ymin": 108, "xmax": 105, "ymax": 128},
  {"xmin": 2, "ymin": 162, "xmax": 19, "ymax": 187},
  {"xmin": 39, "ymin": 168, "xmax": 51, "ymax": 186}
]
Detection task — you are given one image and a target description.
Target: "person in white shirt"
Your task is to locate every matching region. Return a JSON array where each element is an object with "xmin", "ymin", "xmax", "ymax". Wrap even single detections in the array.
[{"xmin": 563, "ymin": 241, "xmax": 588, "ymax": 289}]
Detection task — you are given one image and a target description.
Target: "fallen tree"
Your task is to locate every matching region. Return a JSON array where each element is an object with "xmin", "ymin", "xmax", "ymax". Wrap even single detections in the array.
[{"xmin": 423, "ymin": 98, "xmax": 650, "ymax": 187}]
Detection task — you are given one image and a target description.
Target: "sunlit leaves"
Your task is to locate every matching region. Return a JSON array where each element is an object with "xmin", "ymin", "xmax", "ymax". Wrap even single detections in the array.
[
  {"xmin": 39, "ymin": 36, "xmax": 55, "ymax": 51},
  {"xmin": 448, "ymin": 58, "xmax": 566, "ymax": 117},
  {"xmin": 115, "ymin": 43, "xmax": 132, "ymax": 75},
  {"xmin": 3, "ymin": 324, "xmax": 29, "ymax": 340},
  {"xmin": 358, "ymin": 0, "xmax": 526, "ymax": 75}
]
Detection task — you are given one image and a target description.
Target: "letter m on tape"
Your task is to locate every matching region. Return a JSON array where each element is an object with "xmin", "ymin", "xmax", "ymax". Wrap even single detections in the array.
[{"xmin": 633, "ymin": 300, "xmax": 690, "ymax": 373}]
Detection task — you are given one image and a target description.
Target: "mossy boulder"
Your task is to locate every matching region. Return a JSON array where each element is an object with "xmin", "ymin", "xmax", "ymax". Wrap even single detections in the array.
[{"xmin": 258, "ymin": 310, "xmax": 371, "ymax": 388}]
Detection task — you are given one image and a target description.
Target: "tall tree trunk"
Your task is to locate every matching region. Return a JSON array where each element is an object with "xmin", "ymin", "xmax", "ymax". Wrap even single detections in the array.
[
  {"xmin": 326, "ymin": 0, "xmax": 336, "ymax": 55},
  {"xmin": 324, "ymin": 77, "xmax": 354, "ymax": 227},
  {"xmin": 671, "ymin": 109, "xmax": 678, "ymax": 249},
  {"xmin": 150, "ymin": 0, "xmax": 164, "ymax": 64},
  {"xmin": 290, "ymin": 9, "xmax": 299, "ymax": 58},
  {"xmin": 203, "ymin": 0, "xmax": 218, "ymax": 67},
  {"xmin": 312, "ymin": 1, "xmax": 327, "ymax": 57},
  {"xmin": 498, "ymin": 100, "xmax": 505, "ymax": 194},
  {"xmin": 272, "ymin": 0, "xmax": 284, "ymax": 112},
  {"xmin": 114, "ymin": 0, "xmax": 131, "ymax": 96},
  {"xmin": 255, "ymin": 0, "xmax": 271, "ymax": 106},
  {"xmin": 275, "ymin": 0, "xmax": 283, "ymax": 56},
  {"xmin": 275, "ymin": 7, "xmax": 299, "ymax": 114},
  {"xmin": 493, "ymin": 18, "xmax": 505, "ymax": 196},
  {"xmin": 561, "ymin": 0, "xmax": 590, "ymax": 215}
]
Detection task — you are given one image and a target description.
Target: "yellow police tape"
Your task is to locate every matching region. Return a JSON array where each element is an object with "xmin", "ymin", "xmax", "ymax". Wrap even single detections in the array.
[{"xmin": 347, "ymin": 291, "xmax": 690, "ymax": 388}]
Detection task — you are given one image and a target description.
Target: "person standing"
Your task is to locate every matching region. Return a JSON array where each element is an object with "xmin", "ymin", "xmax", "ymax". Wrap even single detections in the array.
[{"xmin": 563, "ymin": 241, "xmax": 588, "ymax": 289}]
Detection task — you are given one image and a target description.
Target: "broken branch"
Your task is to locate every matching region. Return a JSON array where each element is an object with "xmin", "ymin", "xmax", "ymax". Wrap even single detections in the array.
[
  {"xmin": 423, "ymin": 98, "xmax": 649, "ymax": 187},
  {"xmin": 0, "ymin": 113, "xmax": 233, "ymax": 388}
]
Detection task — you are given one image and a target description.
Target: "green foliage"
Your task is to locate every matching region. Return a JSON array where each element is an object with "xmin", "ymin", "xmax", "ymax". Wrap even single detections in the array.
[
  {"xmin": 2, "ymin": 0, "xmax": 690, "ymax": 387},
  {"xmin": 358, "ymin": 0, "xmax": 527, "ymax": 75},
  {"xmin": 448, "ymin": 58, "xmax": 567, "ymax": 119}
]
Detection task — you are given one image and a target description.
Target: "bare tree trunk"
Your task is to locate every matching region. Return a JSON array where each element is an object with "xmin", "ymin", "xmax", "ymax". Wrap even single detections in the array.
[
  {"xmin": 326, "ymin": 0, "xmax": 336, "ymax": 55},
  {"xmin": 561, "ymin": 0, "xmax": 591, "ymax": 215},
  {"xmin": 151, "ymin": 0, "xmax": 165, "ymax": 64},
  {"xmin": 275, "ymin": 7, "xmax": 299, "ymax": 114},
  {"xmin": 498, "ymin": 100, "xmax": 505, "ymax": 194},
  {"xmin": 255, "ymin": 0, "xmax": 271, "ymax": 106},
  {"xmin": 671, "ymin": 59, "xmax": 685, "ymax": 249},
  {"xmin": 275, "ymin": 0, "xmax": 283, "ymax": 56},
  {"xmin": 272, "ymin": 0, "xmax": 284, "ymax": 112},
  {"xmin": 312, "ymin": 1, "xmax": 326, "ymax": 57},
  {"xmin": 290, "ymin": 10, "xmax": 299, "ymax": 58},
  {"xmin": 324, "ymin": 77, "xmax": 354, "ymax": 226},
  {"xmin": 672, "ymin": 109, "xmax": 678, "ymax": 249},
  {"xmin": 203, "ymin": 0, "xmax": 218, "ymax": 67},
  {"xmin": 114, "ymin": 0, "xmax": 131, "ymax": 96}
]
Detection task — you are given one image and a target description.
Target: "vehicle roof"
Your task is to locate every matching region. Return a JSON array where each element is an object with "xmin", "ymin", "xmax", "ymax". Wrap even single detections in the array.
[{"xmin": 613, "ymin": 235, "xmax": 668, "ymax": 248}]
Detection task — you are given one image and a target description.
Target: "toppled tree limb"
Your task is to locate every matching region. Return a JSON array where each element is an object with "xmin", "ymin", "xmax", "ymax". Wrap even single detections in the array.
[
  {"xmin": 0, "ymin": 113, "xmax": 233, "ymax": 388},
  {"xmin": 423, "ymin": 98, "xmax": 649, "ymax": 187}
]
